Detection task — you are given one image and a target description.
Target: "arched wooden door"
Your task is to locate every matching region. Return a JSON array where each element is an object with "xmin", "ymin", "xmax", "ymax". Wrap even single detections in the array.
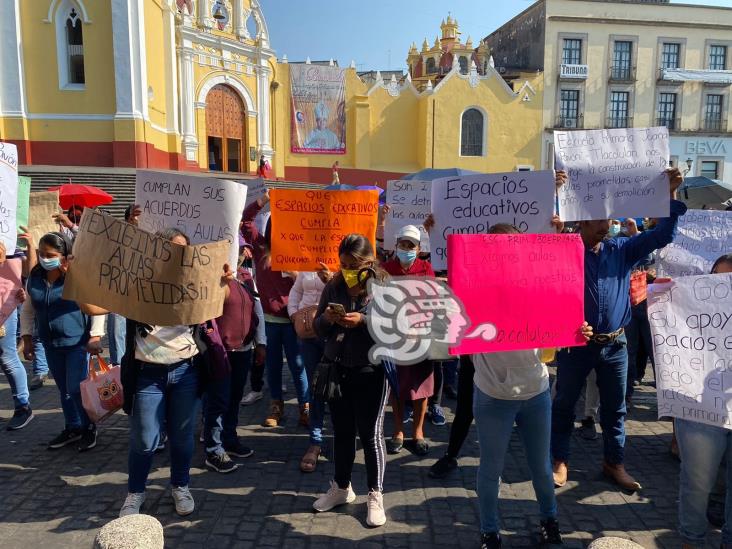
[{"xmin": 205, "ymin": 84, "xmax": 246, "ymax": 172}]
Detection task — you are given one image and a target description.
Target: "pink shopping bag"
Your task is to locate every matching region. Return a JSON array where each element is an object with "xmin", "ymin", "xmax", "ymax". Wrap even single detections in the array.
[{"xmin": 81, "ymin": 355, "xmax": 123, "ymax": 423}]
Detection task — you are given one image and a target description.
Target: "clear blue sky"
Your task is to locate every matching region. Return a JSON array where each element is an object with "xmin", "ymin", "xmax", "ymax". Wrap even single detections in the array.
[{"xmin": 260, "ymin": 0, "xmax": 732, "ymax": 71}]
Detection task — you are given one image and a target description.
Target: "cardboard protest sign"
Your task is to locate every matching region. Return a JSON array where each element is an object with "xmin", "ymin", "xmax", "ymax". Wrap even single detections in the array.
[
  {"xmin": 269, "ymin": 188, "xmax": 379, "ymax": 271},
  {"xmin": 63, "ymin": 210, "xmax": 229, "ymax": 326},
  {"xmin": 555, "ymin": 127, "xmax": 670, "ymax": 221},
  {"xmin": 136, "ymin": 170, "xmax": 248, "ymax": 270},
  {"xmin": 657, "ymin": 210, "xmax": 732, "ymax": 277},
  {"xmin": 430, "ymin": 171, "xmax": 556, "ymax": 271},
  {"xmin": 15, "ymin": 176, "xmax": 30, "ymax": 249},
  {"xmin": 0, "ymin": 143, "xmax": 19, "ymax": 252},
  {"xmin": 648, "ymin": 274, "xmax": 732, "ymax": 429},
  {"xmin": 448, "ymin": 233, "xmax": 585, "ymax": 354},
  {"xmin": 0, "ymin": 258, "xmax": 22, "ymax": 325},
  {"xmin": 27, "ymin": 191, "xmax": 61, "ymax": 249},
  {"xmin": 385, "ymin": 180, "xmax": 431, "ymax": 252}
]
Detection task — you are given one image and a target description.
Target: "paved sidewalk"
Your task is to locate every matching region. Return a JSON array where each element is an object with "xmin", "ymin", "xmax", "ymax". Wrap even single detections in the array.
[{"xmin": 0, "ymin": 365, "xmax": 714, "ymax": 548}]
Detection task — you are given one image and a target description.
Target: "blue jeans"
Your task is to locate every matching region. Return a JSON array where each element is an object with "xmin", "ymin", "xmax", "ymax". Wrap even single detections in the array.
[
  {"xmin": 676, "ymin": 419, "xmax": 732, "ymax": 546},
  {"xmin": 31, "ymin": 335, "xmax": 48, "ymax": 377},
  {"xmin": 203, "ymin": 349, "xmax": 252, "ymax": 453},
  {"xmin": 44, "ymin": 344, "xmax": 90, "ymax": 430},
  {"xmin": 0, "ymin": 310, "xmax": 29, "ymax": 409},
  {"xmin": 300, "ymin": 338, "xmax": 325, "ymax": 445},
  {"xmin": 551, "ymin": 335, "xmax": 628, "ymax": 464},
  {"xmin": 128, "ymin": 360, "xmax": 199, "ymax": 493},
  {"xmin": 473, "ymin": 387, "xmax": 556, "ymax": 534},
  {"xmin": 625, "ymin": 302, "xmax": 653, "ymax": 398},
  {"xmin": 14, "ymin": 305, "xmax": 47, "ymax": 376},
  {"xmin": 265, "ymin": 321, "xmax": 307, "ymax": 404},
  {"xmin": 107, "ymin": 313, "xmax": 127, "ymax": 365}
]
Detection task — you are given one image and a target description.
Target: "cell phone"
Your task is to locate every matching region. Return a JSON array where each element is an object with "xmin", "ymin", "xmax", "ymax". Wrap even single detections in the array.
[{"xmin": 327, "ymin": 303, "xmax": 347, "ymax": 316}]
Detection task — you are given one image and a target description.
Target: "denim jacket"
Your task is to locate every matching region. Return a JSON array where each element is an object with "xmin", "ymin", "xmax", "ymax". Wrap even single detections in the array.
[{"xmin": 585, "ymin": 199, "xmax": 687, "ymax": 334}]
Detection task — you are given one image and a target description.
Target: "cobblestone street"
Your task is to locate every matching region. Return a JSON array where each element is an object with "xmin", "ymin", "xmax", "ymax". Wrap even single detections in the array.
[{"xmin": 0, "ymin": 365, "xmax": 714, "ymax": 548}]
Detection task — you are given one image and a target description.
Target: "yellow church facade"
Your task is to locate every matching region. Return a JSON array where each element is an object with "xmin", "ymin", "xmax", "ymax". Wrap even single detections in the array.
[{"xmin": 0, "ymin": 0, "xmax": 544, "ymax": 184}]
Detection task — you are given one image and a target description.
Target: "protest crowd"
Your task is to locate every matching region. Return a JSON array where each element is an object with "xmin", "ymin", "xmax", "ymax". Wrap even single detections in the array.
[{"xmin": 0, "ymin": 127, "xmax": 731, "ymax": 549}]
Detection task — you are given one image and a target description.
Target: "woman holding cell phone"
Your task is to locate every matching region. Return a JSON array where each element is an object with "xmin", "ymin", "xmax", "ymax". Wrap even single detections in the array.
[{"xmin": 311, "ymin": 234, "xmax": 390, "ymax": 528}]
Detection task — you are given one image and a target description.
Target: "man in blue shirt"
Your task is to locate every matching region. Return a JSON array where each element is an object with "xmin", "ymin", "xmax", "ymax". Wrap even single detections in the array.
[{"xmin": 551, "ymin": 168, "xmax": 686, "ymax": 492}]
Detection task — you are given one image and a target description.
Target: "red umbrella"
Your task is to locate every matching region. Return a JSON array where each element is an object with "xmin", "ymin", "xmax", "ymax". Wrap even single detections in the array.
[{"xmin": 48, "ymin": 183, "xmax": 114, "ymax": 209}]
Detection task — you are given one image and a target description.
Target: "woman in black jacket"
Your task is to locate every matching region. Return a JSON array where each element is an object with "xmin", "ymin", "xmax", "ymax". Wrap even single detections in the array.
[{"xmin": 311, "ymin": 234, "xmax": 390, "ymax": 528}]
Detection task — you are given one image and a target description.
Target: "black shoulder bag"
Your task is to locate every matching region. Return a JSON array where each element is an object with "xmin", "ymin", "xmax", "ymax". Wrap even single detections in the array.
[{"xmin": 312, "ymin": 334, "xmax": 346, "ymax": 401}]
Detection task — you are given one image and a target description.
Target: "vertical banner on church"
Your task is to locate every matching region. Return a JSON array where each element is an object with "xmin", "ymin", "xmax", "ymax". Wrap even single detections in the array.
[{"xmin": 290, "ymin": 64, "xmax": 346, "ymax": 154}]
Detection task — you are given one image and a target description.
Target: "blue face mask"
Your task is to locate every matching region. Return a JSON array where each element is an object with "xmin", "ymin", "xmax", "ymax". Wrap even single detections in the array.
[
  {"xmin": 39, "ymin": 256, "xmax": 61, "ymax": 271},
  {"xmin": 396, "ymin": 249, "xmax": 417, "ymax": 265},
  {"xmin": 608, "ymin": 224, "xmax": 621, "ymax": 238}
]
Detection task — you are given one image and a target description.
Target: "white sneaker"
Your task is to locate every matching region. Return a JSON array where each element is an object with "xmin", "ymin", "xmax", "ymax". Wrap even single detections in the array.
[
  {"xmin": 366, "ymin": 490, "xmax": 386, "ymax": 527},
  {"xmin": 172, "ymin": 485, "xmax": 195, "ymax": 516},
  {"xmin": 119, "ymin": 492, "xmax": 146, "ymax": 517},
  {"xmin": 240, "ymin": 391, "xmax": 263, "ymax": 406},
  {"xmin": 313, "ymin": 480, "xmax": 356, "ymax": 512}
]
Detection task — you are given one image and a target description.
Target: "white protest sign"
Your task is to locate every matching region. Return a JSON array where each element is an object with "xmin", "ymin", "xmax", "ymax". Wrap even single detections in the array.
[
  {"xmin": 555, "ymin": 127, "xmax": 670, "ymax": 221},
  {"xmin": 385, "ymin": 180, "xmax": 431, "ymax": 252},
  {"xmin": 136, "ymin": 170, "xmax": 248, "ymax": 269},
  {"xmin": 0, "ymin": 143, "xmax": 19, "ymax": 252},
  {"xmin": 430, "ymin": 171, "xmax": 556, "ymax": 271},
  {"xmin": 648, "ymin": 274, "xmax": 732, "ymax": 429},
  {"xmin": 657, "ymin": 210, "xmax": 732, "ymax": 277},
  {"xmin": 245, "ymin": 178, "xmax": 267, "ymax": 207}
]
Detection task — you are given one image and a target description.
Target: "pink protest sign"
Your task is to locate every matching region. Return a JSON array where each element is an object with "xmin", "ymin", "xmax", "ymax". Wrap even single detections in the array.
[
  {"xmin": 0, "ymin": 258, "xmax": 22, "ymax": 325},
  {"xmin": 447, "ymin": 233, "xmax": 586, "ymax": 354}
]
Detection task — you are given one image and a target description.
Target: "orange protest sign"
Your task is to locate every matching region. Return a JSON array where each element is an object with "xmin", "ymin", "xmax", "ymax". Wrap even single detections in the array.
[{"xmin": 270, "ymin": 188, "xmax": 379, "ymax": 271}]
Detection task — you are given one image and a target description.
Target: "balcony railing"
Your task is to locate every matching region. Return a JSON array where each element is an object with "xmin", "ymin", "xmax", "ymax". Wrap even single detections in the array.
[
  {"xmin": 703, "ymin": 116, "xmax": 727, "ymax": 132},
  {"xmin": 609, "ymin": 65, "xmax": 636, "ymax": 82},
  {"xmin": 606, "ymin": 116, "xmax": 633, "ymax": 129},
  {"xmin": 656, "ymin": 117, "xmax": 681, "ymax": 130},
  {"xmin": 555, "ymin": 114, "xmax": 584, "ymax": 129}
]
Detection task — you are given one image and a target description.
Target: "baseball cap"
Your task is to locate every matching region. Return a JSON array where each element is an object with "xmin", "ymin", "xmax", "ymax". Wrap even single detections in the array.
[{"xmin": 396, "ymin": 225, "xmax": 421, "ymax": 246}]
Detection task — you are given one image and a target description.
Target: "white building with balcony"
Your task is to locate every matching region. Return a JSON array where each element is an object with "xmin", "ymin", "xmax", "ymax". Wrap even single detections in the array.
[{"xmin": 483, "ymin": 0, "xmax": 732, "ymax": 191}]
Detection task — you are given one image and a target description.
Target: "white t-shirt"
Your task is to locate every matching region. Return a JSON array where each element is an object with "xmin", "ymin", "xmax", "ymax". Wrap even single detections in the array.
[
  {"xmin": 472, "ymin": 349, "xmax": 549, "ymax": 401},
  {"xmin": 135, "ymin": 325, "xmax": 198, "ymax": 365}
]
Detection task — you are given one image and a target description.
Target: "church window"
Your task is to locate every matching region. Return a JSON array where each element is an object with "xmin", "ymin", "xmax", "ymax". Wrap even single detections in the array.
[
  {"xmin": 461, "ymin": 108, "xmax": 485, "ymax": 157},
  {"xmin": 458, "ymin": 56, "xmax": 468, "ymax": 74},
  {"xmin": 65, "ymin": 9, "xmax": 85, "ymax": 84},
  {"xmin": 54, "ymin": 0, "xmax": 87, "ymax": 89},
  {"xmin": 426, "ymin": 58, "xmax": 437, "ymax": 74}
]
